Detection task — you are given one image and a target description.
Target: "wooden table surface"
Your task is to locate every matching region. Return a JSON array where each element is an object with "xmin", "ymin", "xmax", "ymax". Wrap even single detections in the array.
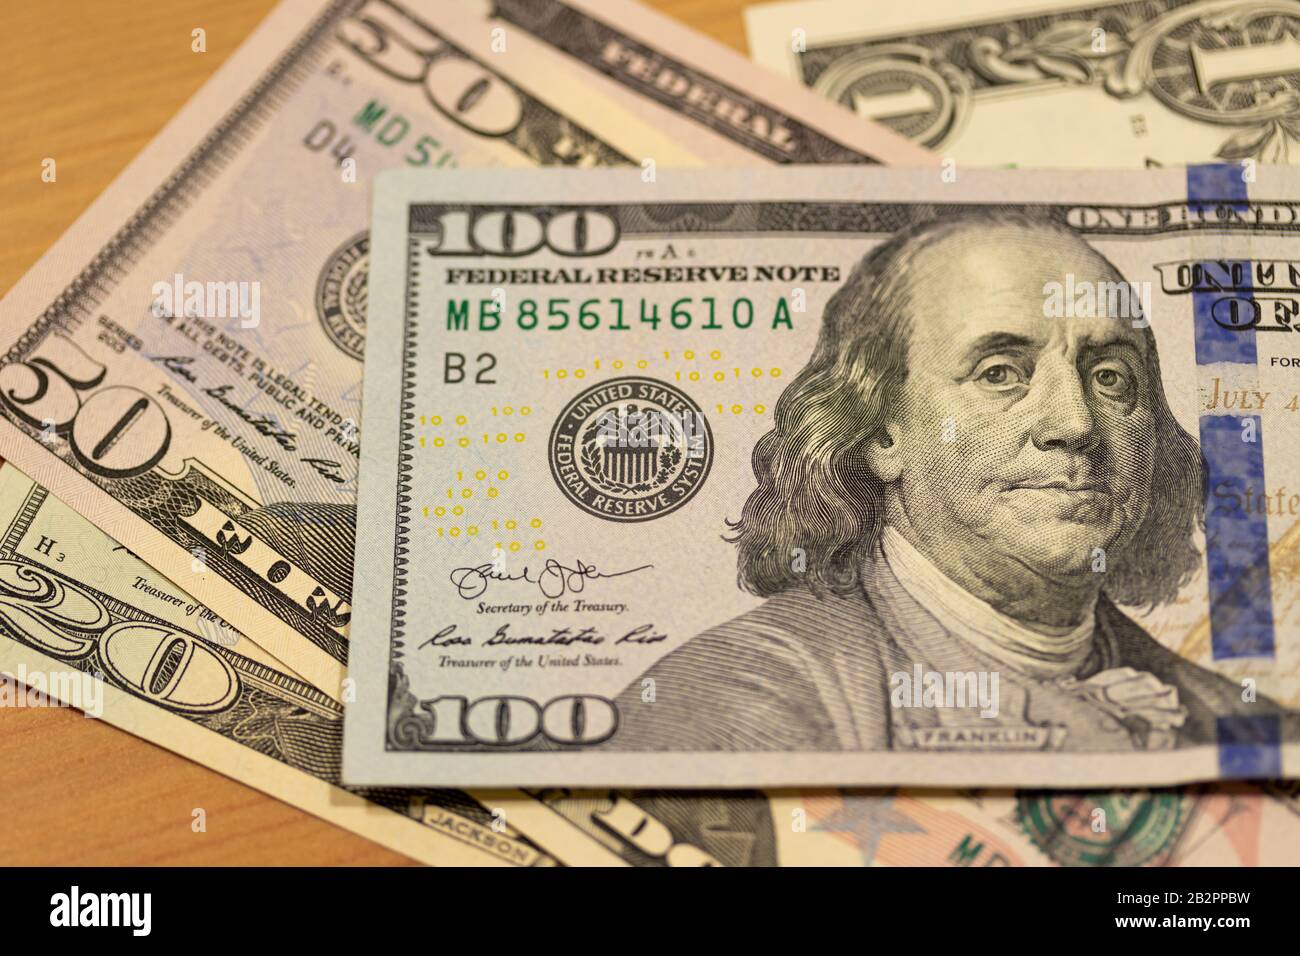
[{"xmin": 0, "ymin": 0, "xmax": 750, "ymax": 866}]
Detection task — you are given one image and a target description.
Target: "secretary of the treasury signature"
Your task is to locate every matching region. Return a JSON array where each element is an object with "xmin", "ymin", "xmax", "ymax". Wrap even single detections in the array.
[{"xmin": 448, "ymin": 556, "xmax": 653, "ymax": 600}]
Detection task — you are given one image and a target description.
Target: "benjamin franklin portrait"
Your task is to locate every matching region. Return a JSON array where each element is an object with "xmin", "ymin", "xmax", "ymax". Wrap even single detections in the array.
[{"xmin": 610, "ymin": 211, "xmax": 1297, "ymax": 754}]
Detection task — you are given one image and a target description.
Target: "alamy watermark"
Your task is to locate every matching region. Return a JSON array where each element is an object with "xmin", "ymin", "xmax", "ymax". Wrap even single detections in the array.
[
  {"xmin": 890, "ymin": 665, "xmax": 999, "ymax": 718},
  {"xmin": 0, "ymin": 665, "xmax": 103, "ymax": 718},
  {"xmin": 151, "ymin": 273, "xmax": 261, "ymax": 328},
  {"xmin": 1043, "ymin": 274, "xmax": 1151, "ymax": 328},
  {"xmin": 50, "ymin": 886, "xmax": 151, "ymax": 936},
  {"xmin": 595, "ymin": 406, "xmax": 708, "ymax": 460}
]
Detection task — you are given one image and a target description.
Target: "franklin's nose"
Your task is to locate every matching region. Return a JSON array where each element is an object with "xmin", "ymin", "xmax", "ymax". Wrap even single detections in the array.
[{"xmin": 1029, "ymin": 363, "xmax": 1097, "ymax": 452}]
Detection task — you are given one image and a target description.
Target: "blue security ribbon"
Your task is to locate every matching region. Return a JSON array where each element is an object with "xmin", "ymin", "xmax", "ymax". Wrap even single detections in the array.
[{"xmin": 1187, "ymin": 164, "xmax": 1279, "ymax": 778}]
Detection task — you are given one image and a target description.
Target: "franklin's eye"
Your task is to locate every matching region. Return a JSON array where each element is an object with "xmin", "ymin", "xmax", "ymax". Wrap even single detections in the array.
[
  {"xmin": 975, "ymin": 363, "xmax": 1025, "ymax": 389},
  {"xmin": 1091, "ymin": 363, "xmax": 1133, "ymax": 398}
]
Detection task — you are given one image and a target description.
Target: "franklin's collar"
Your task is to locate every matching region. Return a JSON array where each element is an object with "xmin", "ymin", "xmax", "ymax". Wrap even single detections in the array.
[{"xmin": 879, "ymin": 525, "xmax": 1100, "ymax": 680}]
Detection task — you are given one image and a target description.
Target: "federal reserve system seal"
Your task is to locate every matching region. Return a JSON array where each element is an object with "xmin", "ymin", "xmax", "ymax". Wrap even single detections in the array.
[
  {"xmin": 549, "ymin": 377, "xmax": 712, "ymax": 523},
  {"xmin": 315, "ymin": 231, "xmax": 368, "ymax": 361}
]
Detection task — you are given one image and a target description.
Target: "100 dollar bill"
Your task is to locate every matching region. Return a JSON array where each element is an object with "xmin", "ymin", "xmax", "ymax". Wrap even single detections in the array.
[
  {"xmin": 0, "ymin": 0, "xmax": 925, "ymax": 700},
  {"xmin": 344, "ymin": 165, "xmax": 1300, "ymax": 788},
  {"xmin": 745, "ymin": 0, "xmax": 1300, "ymax": 168}
]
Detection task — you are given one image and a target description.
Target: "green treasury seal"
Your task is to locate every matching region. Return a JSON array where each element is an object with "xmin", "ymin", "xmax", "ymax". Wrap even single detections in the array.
[{"xmin": 1017, "ymin": 791, "xmax": 1189, "ymax": 866}]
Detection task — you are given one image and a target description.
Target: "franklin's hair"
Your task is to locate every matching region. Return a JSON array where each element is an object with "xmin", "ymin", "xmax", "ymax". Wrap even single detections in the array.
[{"xmin": 728, "ymin": 211, "xmax": 1204, "ymax": 608}]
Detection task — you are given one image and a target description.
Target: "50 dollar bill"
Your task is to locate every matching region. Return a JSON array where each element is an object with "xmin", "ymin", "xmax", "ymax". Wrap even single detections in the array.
[{"xmin": 0, "ymin": 0, "xmax": 926, "ymax": 700}]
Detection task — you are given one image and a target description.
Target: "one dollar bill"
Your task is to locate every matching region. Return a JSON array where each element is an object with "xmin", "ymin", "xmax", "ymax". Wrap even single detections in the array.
[
  {"xmin": 744, "ymin": 0, "xmax": 1300, "ymax": 167},
  {"xmin": 344, "ymin": 164, "xmax": 1300, "ymax": 788}
]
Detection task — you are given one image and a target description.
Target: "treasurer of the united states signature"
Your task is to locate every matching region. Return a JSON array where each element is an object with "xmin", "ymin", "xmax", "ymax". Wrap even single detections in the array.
[{"xmin": 419, "ymin": 622, "xmax": 668, "ymax": 649}]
